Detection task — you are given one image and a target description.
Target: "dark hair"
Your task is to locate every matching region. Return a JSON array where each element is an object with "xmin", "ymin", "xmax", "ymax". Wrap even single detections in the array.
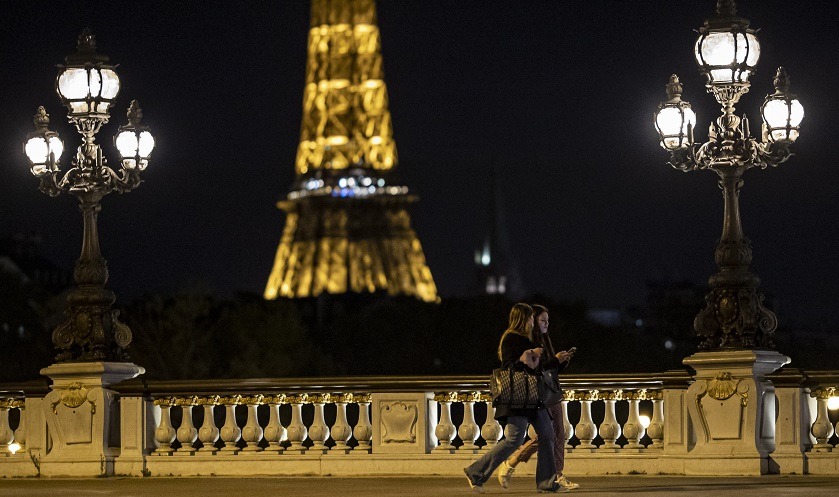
[{"xmin": 531, "ymin": 304, "xmax": 553, "ymax": 353}]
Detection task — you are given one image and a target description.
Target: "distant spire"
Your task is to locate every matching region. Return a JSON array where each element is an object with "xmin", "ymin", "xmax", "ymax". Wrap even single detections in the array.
[{"xmin": 475, "ymin": 165, "xmax": 522, "ymax": 297}]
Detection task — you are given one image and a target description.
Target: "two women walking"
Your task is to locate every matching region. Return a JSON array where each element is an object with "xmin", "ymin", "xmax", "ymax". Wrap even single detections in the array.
[{"xmin": 463, "ymin": 303, "xmax": 578, "ymax": 493}]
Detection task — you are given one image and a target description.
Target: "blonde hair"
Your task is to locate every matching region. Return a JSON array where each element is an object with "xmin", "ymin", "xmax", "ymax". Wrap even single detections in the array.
[{"xmin": 497, "ymin": 303, "xmax": 534, "ymax": 360}]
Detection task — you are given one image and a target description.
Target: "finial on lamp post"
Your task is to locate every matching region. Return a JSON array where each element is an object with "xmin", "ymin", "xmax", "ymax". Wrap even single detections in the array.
[
  {"xmin": 665, "ymin": 74, "xmax": 684, "ymax": 101},
  {"xmin": 126, "ymin": 100, "xmax": 143, "ymax": 125},
  {"xmin": 773, "ymin": 67, "xmax": 790, "ymax": 94},
  {"xmin": 716, "ymin": 0, "xmax": 737, "ymax": 17},
  {"xmin": 77, "ymin": 27, "xmax": 96, "ymax": 51},
  {"xmin": 33, "ymin": 106, "xmax": 50, "ymax": 128}
]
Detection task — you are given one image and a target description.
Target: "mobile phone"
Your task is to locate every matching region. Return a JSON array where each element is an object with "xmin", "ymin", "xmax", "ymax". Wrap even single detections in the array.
[{"xmin": 568, "ymin": 347, "xmax": 577, "ymax": 353}]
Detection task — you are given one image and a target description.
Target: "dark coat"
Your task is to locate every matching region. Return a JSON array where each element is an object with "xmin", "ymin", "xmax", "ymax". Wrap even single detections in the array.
[
  {"xmin": 536, "ymin": 330, "xmax": 567, "ymax": 406},
  {"xmin": 494, "ymin": 332, "xmax": 542, "ymax": 420}
]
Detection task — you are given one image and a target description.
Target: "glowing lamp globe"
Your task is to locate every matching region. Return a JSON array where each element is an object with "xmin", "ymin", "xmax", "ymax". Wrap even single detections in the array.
[
  {"xmin": 695, "ymin": 3, "xmax": 760, "ymax": 85},
  {"xmin": 115, "ymin": 101, "xmax": 155, "ymax": 170},
  {"xmin": 24, "ymin": 107, "xmax": 63, "ymax": 177},
  {"xmin": 762, "ymin": 68, "xmax": 804, "ymax": 143},
  {"xmin": 56, "ymin": 29, "xmax": 120, "ymax": 119},
  {"xmin": 655, "ymin": 75, "xmax": 696, "ymax": 150}
]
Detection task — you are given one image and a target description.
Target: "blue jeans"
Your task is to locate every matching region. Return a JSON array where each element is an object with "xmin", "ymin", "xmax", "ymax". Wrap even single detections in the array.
[{"xmin": 464, "ymin": 410, "xmax": 557, "ymax": 491}]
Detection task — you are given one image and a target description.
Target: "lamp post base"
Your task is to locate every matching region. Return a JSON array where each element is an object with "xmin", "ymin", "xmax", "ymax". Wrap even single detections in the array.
[
  {"xmin": 33, "ymin": 361, "xmax": 144, "ymax": 477},
  {"xmin": 682, "ymin": 350, "xmax": 790, "ymax": 475}
]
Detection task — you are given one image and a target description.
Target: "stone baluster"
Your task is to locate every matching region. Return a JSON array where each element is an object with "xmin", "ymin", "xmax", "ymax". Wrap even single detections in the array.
[
  {"xmin": 286, "ymin": 394, "xmax": 309, "ymax": 454},
  {"xmin": 263, "ymin": 394, "xmax": 287, "ymax": 454},
  {"xmin": 12, "ymin": 401, "xmax": 26, "ymax": 452},
  {"xmin": 433, "ymin": 392, "xmax": 457, "ymax": 453},
  {"xmin": 241, "ymin": 395, "xmax": 265, "ymax": 452},
  {"xmin": 219, "ymin": 395, "xmax": 243, "ymax": 453},
  {"xmin": 0, "ymin": 399, "xmax": 16, "ymax": 452},
  {"xmin": 480, "ymin": 393, "xmax": 502, "ymax": 451},
  {"xmin": 175, "ymin": 396, "xmax": 199, "ymax": 454},
  {"xmin": 810, "ymin": 388, "xmax": 835, "ymax": 451},
  {"xmin": 197, "ymin": 396, "xmax": 220, "ymax": 452},
  {"xmin": 647, "ymin": 391, "xmax": 665, "ymax": 449},
  {"xmin": 330, "ymin": 393, "xmax": 353, "ymax": 454},
  {"xmin": 562, "ymin": 391, "xmax": 574, "ymax": 447},
  {"xmin": 575, "ymin": 390, "xmax": 598, "ymax": 450},
  {"xmin": 623, "ymin": 390, "xmax": 645, "ymax": 450},
  {"xmin": 353, "ymin": 394, "xmax": 373, "ymax": 453},
  {"xmin": 153, "ymin": 397, "xmax": 177, "ymax": 455},
  {"xmin": 308, "ymin": 394, "xmax": 331, "ymax": 454},
  {"xmin": 599, "ymin": 390, "xmax": 622, "ymax": 451},
  {"xmin": 458, "ymin": 392, "xmax": 481, "ymax": 453}
]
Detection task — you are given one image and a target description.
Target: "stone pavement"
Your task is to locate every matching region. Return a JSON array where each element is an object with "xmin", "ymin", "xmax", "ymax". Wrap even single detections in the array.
[{"xmin": 0, "ymin": 475, "xmax": 838, "ymax": 497}]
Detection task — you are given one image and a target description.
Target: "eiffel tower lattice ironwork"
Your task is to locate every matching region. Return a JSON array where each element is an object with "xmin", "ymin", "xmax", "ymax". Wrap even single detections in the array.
[{"xmin": 264, "ymin": 0, "xmax": 438, "ymax": 302}]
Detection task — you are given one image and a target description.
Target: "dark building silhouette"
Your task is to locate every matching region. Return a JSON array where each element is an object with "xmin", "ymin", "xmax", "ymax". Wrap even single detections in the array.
[{"xmin": 0, "ymin": 233, "xmax": 69, "ymax": 293}]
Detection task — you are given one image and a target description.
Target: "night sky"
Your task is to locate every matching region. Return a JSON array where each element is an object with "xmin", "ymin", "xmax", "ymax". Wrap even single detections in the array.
[{"xmin": 1, "ymin": 1, "xmax": 837, "ymax": 332}]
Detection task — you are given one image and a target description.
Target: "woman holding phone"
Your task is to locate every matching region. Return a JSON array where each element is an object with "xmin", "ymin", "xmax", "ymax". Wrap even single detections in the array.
[
  {"xmin": 463, "ymin": 303, "xmax": 562, "ymax": 493},
  {"xmin": 497, "ymin": 304, "xmax": 579, "ymax": 491}
]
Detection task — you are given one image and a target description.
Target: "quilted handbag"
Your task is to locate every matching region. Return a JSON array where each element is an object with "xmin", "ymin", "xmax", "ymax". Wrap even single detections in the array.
[{"xmin": 490, "ymin": 364, "xmax": 543, "ymax": 410}]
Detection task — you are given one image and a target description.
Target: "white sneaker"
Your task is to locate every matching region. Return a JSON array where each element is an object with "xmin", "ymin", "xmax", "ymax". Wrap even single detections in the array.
[
  {"xmin": 464, "ymin": 469, "xmax": 485, "ymax": 494},
  {"xmin": 497, "ymin": 460, "xmax": 516, "ymax": 489},
  {"xmin": 556, "ymin": 475, "xmax": 579, "ymax": 490}
]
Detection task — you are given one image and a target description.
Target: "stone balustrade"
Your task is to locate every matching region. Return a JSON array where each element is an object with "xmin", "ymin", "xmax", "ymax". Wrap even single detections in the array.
[
  {"xmin": 0, "ymin": 370, "xmax": 837, "ymax": 477},
  {"xmin": 148, "ymin": 392, "xmax": 373, "ymax": 455}
]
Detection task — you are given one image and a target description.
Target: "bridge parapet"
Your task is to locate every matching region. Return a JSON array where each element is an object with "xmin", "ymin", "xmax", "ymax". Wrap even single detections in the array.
[{"xmin": 0, "ymin": 370, "xmax": 837, "ymax": 477}]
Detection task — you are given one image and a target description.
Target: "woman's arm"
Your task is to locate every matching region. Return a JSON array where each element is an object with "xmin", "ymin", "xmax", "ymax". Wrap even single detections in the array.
[
  {"xmin": 520, "ymin": 348, "xmax": 543, "ymax": 369},
  {"xmin": 501, "ymin": 333, "xmax": 540, "ymax": 370}
]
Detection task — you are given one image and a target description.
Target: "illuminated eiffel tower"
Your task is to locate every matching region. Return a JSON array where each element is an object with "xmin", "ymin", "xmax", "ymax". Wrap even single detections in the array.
[{"xmin": 264, "ymin": 0, "xmax": 438, "ymax": 302}]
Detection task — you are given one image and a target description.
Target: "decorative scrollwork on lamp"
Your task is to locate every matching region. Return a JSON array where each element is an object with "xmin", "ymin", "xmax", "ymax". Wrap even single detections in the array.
[{"xmin": 653, "ymin": 1, "xmax": 803, "ymax": 350}]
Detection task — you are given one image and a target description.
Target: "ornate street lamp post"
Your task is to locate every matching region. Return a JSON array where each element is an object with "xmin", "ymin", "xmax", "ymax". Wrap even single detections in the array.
[
  {"xmin": 654, "ymin": 1, "xmax": 803, "ymax": 351},
  {"xmin": 23, "ymin": 29, "xmax": 155, "ymax": 362}
]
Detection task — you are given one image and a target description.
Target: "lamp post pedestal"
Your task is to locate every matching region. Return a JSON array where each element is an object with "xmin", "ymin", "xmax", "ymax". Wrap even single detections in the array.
[
  {"xmin": 693, "ymin": 168, "xmax": 778, "ymax": 350},
  {"xmin": 682, "ymin": 349, "xmax": 790, "ymax": 475},
  {"xmin": 53, "ymin": 193, "xmax": 133, "ymax": 362},
  {"xmin": 35, "ymin": 361, "xmax": 144, "ymax": 477}
]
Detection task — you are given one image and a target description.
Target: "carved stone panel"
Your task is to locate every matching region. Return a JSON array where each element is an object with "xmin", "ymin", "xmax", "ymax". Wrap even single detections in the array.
[
  {"xmin": 380, "ymin": 401, "xmax": 417, "ymax": 443},
  {"xmin": 371, "ymin": 393, "xmax": 432, "ymax": 454}
]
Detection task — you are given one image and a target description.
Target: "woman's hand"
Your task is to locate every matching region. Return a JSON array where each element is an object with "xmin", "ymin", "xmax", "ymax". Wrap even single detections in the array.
[
  {"xmin": 556, "ymin": 348, "xmax": 576, "ymax": 363},
  {"xmin": 520, "ymin": 348, "xmax": 543, "ymax": 368}
]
